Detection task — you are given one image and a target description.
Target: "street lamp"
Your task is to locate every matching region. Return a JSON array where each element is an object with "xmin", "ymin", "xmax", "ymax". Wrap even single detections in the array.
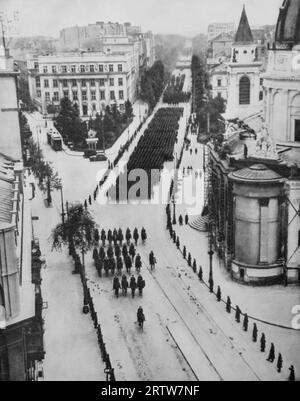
[
  {"xmin": 208, "ymin": 219, "xmax": 214, "ymax": 292},
  {"xmin": 172, "ymin": 195, "xmax": 177, "ymax": 225}
]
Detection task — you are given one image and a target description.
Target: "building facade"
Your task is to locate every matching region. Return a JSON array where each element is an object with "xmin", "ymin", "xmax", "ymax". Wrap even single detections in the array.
[
  {"xmin": 27, "ymin": 50, "xmax": 138, "ymax": 117},
  {"xmin": 207, "ymin": 22, "xmax": 235, "ymax": 42},
  {"xmin": 204, "ymin": 1, "xmax": 300, "ymax": 285},
  {"xmin": 0, "ymin": 45, "xmax": 44, "ymax": 380}
]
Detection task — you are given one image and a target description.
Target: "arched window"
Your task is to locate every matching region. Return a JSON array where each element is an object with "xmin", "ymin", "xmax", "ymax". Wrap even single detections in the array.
[{"xmin": 239, "ymin": 76, "xmax": 251, "ymax": 105}]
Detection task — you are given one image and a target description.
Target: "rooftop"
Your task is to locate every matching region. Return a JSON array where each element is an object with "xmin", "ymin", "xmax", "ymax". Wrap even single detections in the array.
[{"xmin": 234, "ymin": 6, "xmax": 254, "ymax": 45}]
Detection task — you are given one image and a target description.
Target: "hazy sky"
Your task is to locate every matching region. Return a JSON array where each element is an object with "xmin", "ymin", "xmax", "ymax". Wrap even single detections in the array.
[{"xmin": 0, "ymin": 0, "xmax": 284, "ymax": 37}]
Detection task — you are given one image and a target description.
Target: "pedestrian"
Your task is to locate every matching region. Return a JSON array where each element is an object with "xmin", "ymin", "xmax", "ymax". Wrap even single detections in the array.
[
  {"xmin": 187, "ymin": 253, "xmax": 192, "ymax": 267},
  {"xmin": 260, "ymin": 333, "xmax": 266, "ymax": 353},
  {"xmin": 113, "ymin": 276, "xmax": 121, "ymax": 298},
  {"xmin": 179, "ymin": 215, "xmax": 183, "ymax": 226},
  {"xmin": 94, "ymin": 229, "xmax": 100, "ymax": 243},
  {"xmin": 137, "ymin": 274, "xmax": 145, "ymax": 296},
  {"xmin": 198, "ymin": 266, "xmax": 203, "ymax": 281},
  {"xmin": 114, "ymin": 243, "xmax": 121, "ymax": 258},
  {"xmin": 141, "ymin": 227, "xmax": 147, "ymax": 243},
  {"xmin": 130, "ymin": 275, "xmax": 137, "ymax": 298},
  {"xmin": 126, "ymin": 228, "xmax": 132, "ymax": 245},
  {"xmin": 135, "ymin": 253, "xmax": 142, "ymax": 273},
  {"xmin": 149, "ymin": 251, "xmax": 156, "ymax": 271},
  {"xmin": 121, "ymin": 274, "xmax": 128, "ymax": 296},
  {"xmin": 117, "ymin": 256, "xmax": 123, "ymax": 275},
  {"xmin": 176, "ymin": 237, "xmax": 180, "ymax": 249},
  {"xmin": 122, "ymin": 243, "xmax": 128, "ymax": 259},
  {"xmin": 185, "ymin": 214, "xmax": 189, "ymax": 225},
  {"xmin": 243, "ymin": 313, "xmax": 249, "ymax": 331},
  {"xmin": 107, "ymin": 245, "xmax": 114, "ymax": 259},
  {"xmin": 226, "ymin": 296, "xmax": 231, "ymax": 313},
  {"xmin": 277, "ymin": 353, "xmax": 283, "ymax": 373},
  {"xmin": 133, "ymin": 228, "xmax": 139, "ymax": 245},
  {"xmin": 92, "ymin": 247, "xmax": 99, "ymax": 261},
  {"xmin": 96, "ymin": 258, "xmax": 103, "ymax": 277},
  {"xmin": 192, "ymin": 259, "xmax": 197, "ymax": 273},
  {"xmin": 172, "ymin": 231, "xmax": 176, "ymax": 243},
  {"xmin": 267, "ymin": 343, "xmax": 275, "ymax": 363},
  {"xmin": 183, "ymin": 246, "xmax": 187, "ymax": 259},
  {"xmin": 209, "ymin": 277, "xmax": 214, "ymax": 293},
  {"xmin": 101, "ymin": 230, "xmax": 106, "ymax": 247},
  {"xmin": 235, "ymin": 306, "xmax": 241, "ymax": 323},
  {"xmin": 129, "ymin": 243, "xmax": 136, "ymax": 260},
  {"xmin": 252, "ymin": 323, "xmax": 258, "ymax": 342},
  {"xmin": 216, "ymin": 286, "xmax": 221, "ymax": 302},
  {"xmin": 99, "ymin": 246, "xmax": 106, "ymax": 261},
  {"xmin": 118, "ymin": 228, "xmax": 124, "ymax": 245},
  {"xmin": 107, "ymin": 229, "xmax": 113, "ymax": 245},
  {"xmin": 88, "ymin": 195, "xmax": 92, "ymax": 205},
  {"xmin": 289, "ymin": 365, "xmax": 295, "ymax": 381},
  {"xmin": 84, "ymin": 199, "xmax": 88, "ymax": 209},
  {"xmin": 125, "ymin": 255, "xmax": 132, "ymax": 274}
]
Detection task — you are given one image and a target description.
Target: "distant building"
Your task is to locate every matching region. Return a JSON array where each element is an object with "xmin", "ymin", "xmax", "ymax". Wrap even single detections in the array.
[
  {"xmin": 0, "ymin": 44, "xmax": 44, "ymax": 381},
  {"xmin": 207, "ymin": 22, "xmax": 235, "ymax": 42},
  {"xmin": 27, "ymin": 50, "xmax": 139, "ymax": 117}
]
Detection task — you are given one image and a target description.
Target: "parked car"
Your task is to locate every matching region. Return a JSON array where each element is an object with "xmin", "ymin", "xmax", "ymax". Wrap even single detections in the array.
[{"xmin": 90, "ymin": 152, "xmax": 107, "ymax": 162}]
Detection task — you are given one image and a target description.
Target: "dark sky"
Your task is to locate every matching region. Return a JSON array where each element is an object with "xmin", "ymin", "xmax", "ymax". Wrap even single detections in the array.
[{"xmin": 0, "ymin": 0, "xmax": 284, "ymax": 37}]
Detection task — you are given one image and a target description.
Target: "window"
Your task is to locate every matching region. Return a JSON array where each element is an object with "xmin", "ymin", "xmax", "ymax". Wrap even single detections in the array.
[
  {"xmin": 82, "ymin": 104, "xmax": 88, "ymax": 116},
  {"xmin": 239, "ymin": 76, "xmax": 250, "ymax": 105},
  {"xmin": 73, "ymin": 91, "xmax": 78, "ymax": 101},
  {"xmin": 52, "ymin": 65, "xmax": 57, "ymax": 73},
  {"xmin": 217, "ymin": 79, "xmax": 222, "ymax": 87},
  {"xmin": 90, "ymin": 79, "xmax": 95, "ymax": 87},
  {"xmin": 71, "ymin": 65, "xmax": 76, "ymax": 73},
  {"xmin": 100, "ymin": 90, "xmax": 105, "ymax": 100},
  {"xmin": 53, "ymin": 92, "xmax": 59, "ymax": 101},
  {"xmin": 36, "ymin": 77, "xmax": 41, "ymax": 88},
  {"xmin": 45, "ymin": 92, "xmax": 50, "ymax": 102},
  {"xmin": 53, "ymin": 79, "xmax": 58, "ymax": 88},
  {"xmin": 80, "ymin": 65, "xmax": 85, "ymax": 73},
  {"xmin": 109, "ymin": 78, "xmax": 114, "ymax": 86},
  {"xmin": 243, "ymin": 50, "xmax": 247, "ymax": 54},
  {"xmin": 99, "ymin": 78, "xmax": 105, "ymax": 87},
  {"xmin": 110, "ymin": 91, "xmax": 115, "ymax": 100},
  {"xmin": 109, "ymin": 64, "xmax": 114, "ymax": 72},
  {"xmin": 82, "ymin": 79, "xmax": 86, "ymax": 87},
  {"xmin": 99, "ymin": 64, "xmax": 104, "ymax": 72},
  {"xmin": 259, "ymin": 91, "xmax": 263, "ymax": 101},
  {"xmin": 43, "ymin": 66, "xmax": 48, "ymax": 73},
  {"xmin": 72, "ymin": 79, "xmax": 77, "ymax": 87},
  {"xmin": 91, "ymin": 90, "xmax": 96, "ymax": 101},
  {"xmin": 44, "ymin": 79, "xmax": 49, "ymax": 88},
  {"xmin": 37, "ymin": 90, "xmax": 41, "ymax": 98},
  {"xmin": 217, "ymin": 92, "xmax": 222, "ymax": 97},
  {"xmin": 63, "ymin": 79, "xmax": 68, "ymax": 88},
  {"xmin": 118, "ymin": 64, "xmax": 123, "ymax": 72},
  {"xmin": 92, "ymin": 103, "xmax": 96, "ymax": 111},
  {"xmin": 82, "ymin": 90, "xmax": 87, "ymax": 101},
  {"xmin": 62, "ymin": 65, "xmax": 67, "ymax": 73},
  {"xmin": 260, "ymin": 78, "xmax": 264, "ymax": 86},
  {"xmin": 63, "ymin": 90, "xmax": 69, "ymax": 98},
  {"xmin": 34, "ymin": 62, "xmax": 39, "ymax": 69},
  {"xmin": 90, "ymin": 65, "xmax": 95, "ymax": 73},
  {"xmin": 119, "ymin": 90, "xmax": 124, "ymax": 100},
  {"xmin": 295, "ymin": 120, "xmax": 300, "ymax": 142},
  {"xmin": 118, "ymin": 78, "xmax": 123, "ymax": 86}
]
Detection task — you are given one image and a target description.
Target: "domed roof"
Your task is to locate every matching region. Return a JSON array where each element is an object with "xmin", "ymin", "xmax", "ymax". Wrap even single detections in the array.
[
  {"xmin": 275, "ymin": 0, "xmax": 300, "ymax": 45},
  {"xmin": 229, "ymin": 164, "xmax": 283, "ymax": 183}
]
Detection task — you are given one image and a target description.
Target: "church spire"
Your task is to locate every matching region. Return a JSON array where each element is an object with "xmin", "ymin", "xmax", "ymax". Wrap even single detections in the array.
[{"xmin": 234, "ymin": 5, "xmax": 254, "ymax": 44}]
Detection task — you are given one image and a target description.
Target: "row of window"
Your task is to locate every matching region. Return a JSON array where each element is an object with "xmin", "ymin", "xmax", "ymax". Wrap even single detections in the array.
[
  {"xmin": 37, "ymin": 77, "xmax": 124, "ymax": 89},
  {"xmin": 41, "ymin": 89, "xmax": 124, "ymax": 102},
  {"xmin": 216, "ymin": 77, "xmax": 264, "ymax": 88},
  {"xmin": 41, "ymin": 63, "xmax": 123, "ymax": 74}
]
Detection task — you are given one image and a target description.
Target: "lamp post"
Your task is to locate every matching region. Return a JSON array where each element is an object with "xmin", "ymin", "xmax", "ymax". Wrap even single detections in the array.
[
  {"xmin": 81, "ymin": 247, "xmax": 89, "ymax": 314},
  {"xmin": 208, "ymin": 220, "xmax": 214, "ymax": 292},
  {"xmin": 172, "ymin": 195, "xmax": 177, "ymax": 225}
]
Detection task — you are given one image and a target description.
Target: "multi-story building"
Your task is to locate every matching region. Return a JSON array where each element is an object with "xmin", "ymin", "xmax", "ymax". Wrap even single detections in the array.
[
  {"xmin": 0, "ymin": 44, "xmax": 44, "ymax": 381},
  {"xmin": 27, "ymin": 50, "xmax": 138, "ymax": 117},
  {"xmin": 207, "ymin": 22, "xmax": 235, "ymax": 42},
  {"xmin": 59, "ymin": 22, "xmax": 127, "ymax": 50},
  {"xmin": 201, "ymin": 1, "xmax": 300, "ymax": 286}
]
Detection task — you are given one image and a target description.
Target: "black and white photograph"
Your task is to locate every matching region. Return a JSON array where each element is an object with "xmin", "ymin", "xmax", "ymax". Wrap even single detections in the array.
[{"xmin": 0, "ymin": 0, "xmax": 299, "ymax": 384}]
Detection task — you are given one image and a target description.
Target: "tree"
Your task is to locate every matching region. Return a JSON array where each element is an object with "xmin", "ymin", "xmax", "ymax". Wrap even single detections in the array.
[
  {"xmin": 125, "ymin": 100, "xmax": 134, "ymax": 120},
  {"xmin": 55, "ymin": 98, "xmax": 87, "ymax": 146},
  {"xmin": 39, "ymin": 161, "xmax": 61, "ymax": 205},
  {"xmin": 51, "ymin": 203, "xmax": 96, "ymax": 256}
]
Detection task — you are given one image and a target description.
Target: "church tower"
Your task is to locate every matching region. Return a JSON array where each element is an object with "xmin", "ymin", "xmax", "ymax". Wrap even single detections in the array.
[
  {"xmin": 225, "ymin": 6, "xmax": 263, "ymax": 120},
  {"xmin": 263, "ymin": 0, "xmax": 300, "ymax": 144},
  {"xmin": 0, "ymin": 37, "xmax": 22, "ymax": 160}
]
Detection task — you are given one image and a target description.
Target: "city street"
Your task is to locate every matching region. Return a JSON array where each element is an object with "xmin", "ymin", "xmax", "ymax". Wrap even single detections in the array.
[{"xmin": 25, "ymin": 84, "xmax": 299, "ymax": 380}]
